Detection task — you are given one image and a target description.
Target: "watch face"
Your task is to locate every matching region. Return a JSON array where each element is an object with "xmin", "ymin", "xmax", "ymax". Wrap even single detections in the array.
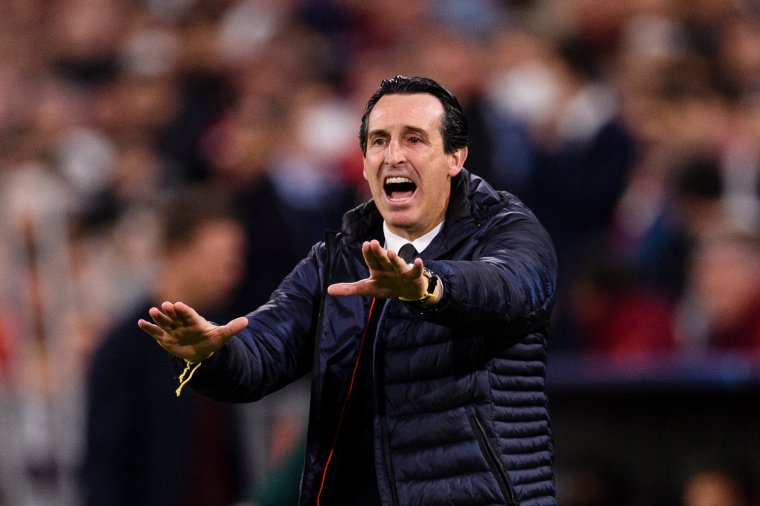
[{"xmin": 423, "ymin": 269, "xmax": 437, "ymax": 294}]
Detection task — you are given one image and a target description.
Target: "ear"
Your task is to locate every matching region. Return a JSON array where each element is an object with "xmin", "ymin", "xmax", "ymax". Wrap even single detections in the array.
[{"xmin": 447, "ymin": 146, "xmax": 467, "ymax": 177}]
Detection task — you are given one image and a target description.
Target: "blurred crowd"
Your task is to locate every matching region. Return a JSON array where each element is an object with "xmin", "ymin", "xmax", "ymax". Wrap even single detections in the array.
[{"xmin": 0, "ymin": 0, "xmax": 759, "ymax": 504}]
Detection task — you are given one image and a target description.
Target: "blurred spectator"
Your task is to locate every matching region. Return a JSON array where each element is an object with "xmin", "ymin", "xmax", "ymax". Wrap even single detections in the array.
[
  {"xmin": 722, "ymin": 92, "xmax": 760, "ymax": 235},
  {"xmin": 488, "ymin": 31, "xmax": 637, "ymax": 348},
  {"xmin": 676, "ymin": 229, "xmax": 760, "ymax": 352},
  {"xmin": 514, "ymin": 33, "xmax": 636, "ymax": 269},
  {"xmin": 568, "ymin": 246, "xmax": 675, "ymax": 356},
  {"xmin": 199, "ymin": 91, "xmax": 302, "ymax": 316},
  {"xmin": 413, "ymin": 26, "xmax": 534, "ymax": 196},
  {"xmin": 0, "ymin": 0, "xmax": 758, "ymax": 503},
  {"xmin": 200, "ymin": 85, "xmax": 356, "ymax": 316},
  {"xmin": 635, "ymin": 153, "xmax": 728, "ymax": 300},
  {"xmin": 249, "ymin": 432, "xmax": 305, "ymax": 506},
  {"xmin": 82, "ymin": 189, "xmax": 251, "ymax": 506},
  {"xmin": 265, "ymin": 81, "xmax": 359, "ymax": 253},
  {"xmin": 611, "ymin": 11, "xmax": 734, "ymax": 295},
  {"xmin": 557, "ymin": 461, "xmax": 631, "ymax": 506},
  {"xmin": 680, "ymin": 460, "xmax": 758, "ymax": 506}
]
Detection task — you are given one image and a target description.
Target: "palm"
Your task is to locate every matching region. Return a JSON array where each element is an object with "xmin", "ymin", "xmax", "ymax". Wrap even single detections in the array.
[
  {"xmin": 327, "ymin": 240, "xmax": 427, "ymax": 300},
  {"xmin": 138, "ymin": 301, "xmax": 248, "ymax": 362}
]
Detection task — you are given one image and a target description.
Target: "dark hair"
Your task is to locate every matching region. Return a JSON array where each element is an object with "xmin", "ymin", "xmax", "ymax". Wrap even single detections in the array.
[
  {"xmin": 671, "ymin": 153, "xmax": 724, "ymax": 200},
  {"xmin": 162, "ymin": 187, "xmax": 239, "ymax": 249},
  {"xmin": 358, "ymin": 75, "xmax": 468, "ymax": 155}
]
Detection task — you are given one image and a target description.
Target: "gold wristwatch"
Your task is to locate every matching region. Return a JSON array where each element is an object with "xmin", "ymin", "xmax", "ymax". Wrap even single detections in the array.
[{"xmin": 399, "ymin": 268, "xmax": 439, "ymax": 302}]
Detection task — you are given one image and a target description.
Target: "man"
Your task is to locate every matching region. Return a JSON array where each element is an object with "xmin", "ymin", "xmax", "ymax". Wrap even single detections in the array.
[
  {"xmin": 139, "ymin": 76, "xmax": 558, "ymax": 505},
  {"xmin": 84, "ymin": 191, "xmax": 249, "ymax": 506}
]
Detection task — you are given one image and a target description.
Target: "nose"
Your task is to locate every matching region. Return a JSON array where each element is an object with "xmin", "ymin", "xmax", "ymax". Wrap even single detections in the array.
[{"xmin": 384, "ymin": 139, "xmax": 405, "ymax": 165}]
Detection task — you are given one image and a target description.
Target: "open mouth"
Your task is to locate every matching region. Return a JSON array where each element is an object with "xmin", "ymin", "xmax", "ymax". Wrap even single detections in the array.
[{"xmin": 384, "ymin": 176, "xmax": 417, "ymax": 201}]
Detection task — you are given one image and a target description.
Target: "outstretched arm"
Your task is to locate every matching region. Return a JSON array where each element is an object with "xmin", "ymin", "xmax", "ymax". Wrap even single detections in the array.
[
  {"xmin": 327, "ymin": 240, "xmax": 442, "ymax": 303},
  {"xmin": 137, "ymin": 301, "xmax": 248, "ymax": 363}
]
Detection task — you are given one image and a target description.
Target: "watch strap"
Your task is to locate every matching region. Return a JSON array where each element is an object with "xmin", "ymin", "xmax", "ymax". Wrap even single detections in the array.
[{"xmin": 398, "ymin": 268, "xmax": 438, "ymax": 302}]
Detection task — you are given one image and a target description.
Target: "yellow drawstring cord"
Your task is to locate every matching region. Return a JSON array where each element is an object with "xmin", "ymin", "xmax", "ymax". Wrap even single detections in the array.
[{"xmin": 175, "ymin": 353, "xmax": 213, "ymax": 397}]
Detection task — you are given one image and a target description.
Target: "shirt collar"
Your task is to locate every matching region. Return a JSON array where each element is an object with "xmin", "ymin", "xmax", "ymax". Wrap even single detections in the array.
[{"xmin": 383, "ymin": 221, "xmax": 444, "ymax": 256}]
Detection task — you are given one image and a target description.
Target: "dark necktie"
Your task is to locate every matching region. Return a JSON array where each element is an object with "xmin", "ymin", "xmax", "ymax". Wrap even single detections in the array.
[{"xmin": 398, "ymin": 243, "xmax": 418, "ymax": 264}]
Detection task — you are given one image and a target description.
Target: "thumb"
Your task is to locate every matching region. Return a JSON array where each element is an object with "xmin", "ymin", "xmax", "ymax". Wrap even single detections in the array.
[{"xmin": 218, "ymin": 316, "xmax": 248, "ymax": 340}]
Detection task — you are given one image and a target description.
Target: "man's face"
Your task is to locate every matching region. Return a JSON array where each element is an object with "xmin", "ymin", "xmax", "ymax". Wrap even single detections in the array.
[{"xmin": 363, "ymin": 93, "xmax": 467, "ymax": 240}]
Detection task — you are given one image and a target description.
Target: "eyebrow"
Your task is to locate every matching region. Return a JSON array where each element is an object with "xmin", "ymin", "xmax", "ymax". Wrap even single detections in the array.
[{"xmin": 368, "ymin": 125, "xmax": 428, "ymax": 138}]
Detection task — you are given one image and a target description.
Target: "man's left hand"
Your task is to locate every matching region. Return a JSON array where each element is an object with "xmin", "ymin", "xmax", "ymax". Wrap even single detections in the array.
[{"xmin": 327, "ymin": 240, "xmax": 440, "ymax": 303}]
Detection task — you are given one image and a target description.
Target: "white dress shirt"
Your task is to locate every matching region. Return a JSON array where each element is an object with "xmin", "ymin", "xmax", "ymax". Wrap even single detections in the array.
[{"xmin": 383, "ymin": 221, "xmax": 444, "ymax": 260}]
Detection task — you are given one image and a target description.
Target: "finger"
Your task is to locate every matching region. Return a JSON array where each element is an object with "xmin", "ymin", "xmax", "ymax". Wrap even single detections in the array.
[
  {"xmin": 328, "ymin": 280, "xmax": 373, "ymax": 297},
  {"xmin": 367, "ymin": 240, "xmax": 395, "ymax": 271},
  {"xmin": 361, "ymin": 241, "xmax": 384, "ymax": 271},
  {"xmin": 174, "ymin": 301, "xmax": 199, "ymax": 323},
  {"xmin": 328, "ymin": 280, "xmax": 394, "ymax": 298},
  {"xmin": 138, "ymin": 319, "xmax": 164, "ymax": 338},
  {"xmin": 148, "ymin": 306, "xmax": 174, "ymax": 328},
  {"xmin": 387, "ymin": 249, "xmax": 410, "ymax": 273},
  {"xmin": 327, "ymin": 281, "xmax": 361, "ymax": 297},
  {"xmin": 161, "ymin": 300, "xmax": 175, "ymax": 314},
  {"xmin": 406, "ymin": 258, "xmax": 425, "ymax": 278},
  {"xmin": 161, "ymin": 301, "xmax": 182, "ymax": 324}
]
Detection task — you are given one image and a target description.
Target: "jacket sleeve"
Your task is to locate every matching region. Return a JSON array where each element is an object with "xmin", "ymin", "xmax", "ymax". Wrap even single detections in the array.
[
  {"xmin": 417, "ymin": 207, "xmax": 557, "ymax": 338},
  {"xmin": 179, "ymin": 243, "xmax": 326, "ymax": 403}
]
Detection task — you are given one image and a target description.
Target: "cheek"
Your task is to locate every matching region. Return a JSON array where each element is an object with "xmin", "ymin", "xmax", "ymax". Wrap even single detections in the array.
[
  {"xmin": 420, "ymin": 174, "xmax": 449, "ymax": 211},
  {"xmin": 363, "ymin": 161, "xmax": 383, "ymax": 193},
  {"xmin": 362, "ymin": 157, "xmax": 373, "ymax": 182}
]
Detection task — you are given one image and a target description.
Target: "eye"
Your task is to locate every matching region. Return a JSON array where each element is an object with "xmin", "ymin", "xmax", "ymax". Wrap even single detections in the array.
[{"xmin": 371, "ymin": 137, "xmax": 387, "ymax": 147}]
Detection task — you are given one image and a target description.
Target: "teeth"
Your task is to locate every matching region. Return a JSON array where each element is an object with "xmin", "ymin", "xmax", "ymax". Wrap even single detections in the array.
[{"xmin": 385, "ymin": 176, "xmax": 413, "ymax": 184}]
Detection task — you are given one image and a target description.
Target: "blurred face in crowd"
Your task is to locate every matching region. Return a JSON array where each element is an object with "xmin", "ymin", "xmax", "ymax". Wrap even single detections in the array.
[
  {"xmin": 169, "ymin": 219, "xmax": 246, "ymax": 309},
  {"xmin": 691, "ymin": 236, "xmax": 760, "ymax": 330},
  {"xmin": 362, "ymin": 93, "xmax": 467, "ymax": 240},
  {"xmin": 682, "ymin": 471, "xmax": 749, "ymax": 506}
]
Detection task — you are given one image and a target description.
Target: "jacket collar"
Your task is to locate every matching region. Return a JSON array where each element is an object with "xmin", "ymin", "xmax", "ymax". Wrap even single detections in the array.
[{"xmin": 337, "ymin": 169, "xmax": 507, "ymax": 260}]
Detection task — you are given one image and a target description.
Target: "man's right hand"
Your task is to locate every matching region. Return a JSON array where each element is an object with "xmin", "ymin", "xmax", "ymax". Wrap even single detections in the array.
[{"xmin": 138, "ymin": 301, "xmax": 248, "ymax": 363}]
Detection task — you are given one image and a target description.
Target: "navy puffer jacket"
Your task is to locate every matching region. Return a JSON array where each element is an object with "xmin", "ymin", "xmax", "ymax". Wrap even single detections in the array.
[{"xmin": 186, "ymin": 170, "xmax": 558, "ymax": 505}]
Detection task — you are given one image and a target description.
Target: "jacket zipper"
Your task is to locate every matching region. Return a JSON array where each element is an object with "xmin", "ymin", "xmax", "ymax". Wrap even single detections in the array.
[
  {"xmin": 316, "ymin": 297, "xmax": 377, "ymax": 506},
  {"xmin": 469, "ymin": 413, "xmax": 518, "ymax": 506},
  {"xmin": 308, "ymin": 238, "xmax": 333, "ymax": 503},
  {"xmin": 374, "ymin": 315, "xmax": 399, "ymax": 506}
]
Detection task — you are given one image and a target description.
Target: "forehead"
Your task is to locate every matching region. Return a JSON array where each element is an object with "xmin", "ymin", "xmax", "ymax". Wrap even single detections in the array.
[{"xmin": 367, "ymin": 93, "xmax": 444, "ymax": 132}]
